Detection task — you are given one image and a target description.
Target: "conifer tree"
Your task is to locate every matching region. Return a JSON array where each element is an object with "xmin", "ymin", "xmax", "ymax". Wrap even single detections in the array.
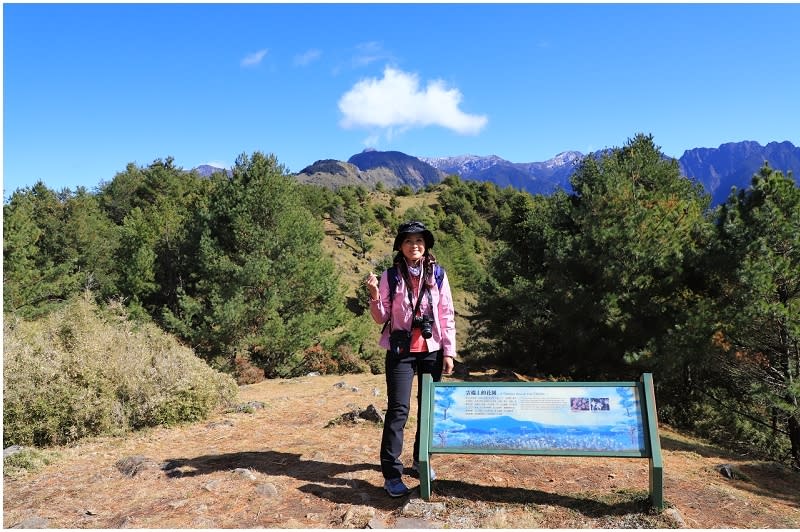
[
  {"xmin": 162, "ymin": 152, "xmax": 347, "ymax": 377},
  {"xmin": 3, "ymin": 183, "xmax": 118, "ymax": 317},
  {"xmin": 471, "ymin": 134, "xmax": 711, "ymax": 378},
  {"xmin": 712, "ymin": 165, "xmax": 800, "ymax": 466},
  {"xmin": 101, "ymin": 158, "xmax": 207, "ymax": 316}
]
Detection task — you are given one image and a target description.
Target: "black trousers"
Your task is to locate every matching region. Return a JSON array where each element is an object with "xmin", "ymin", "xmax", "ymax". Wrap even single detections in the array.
[{"xmin": 380, "ymin": 349, "xmax": 443, "ymax": 479}]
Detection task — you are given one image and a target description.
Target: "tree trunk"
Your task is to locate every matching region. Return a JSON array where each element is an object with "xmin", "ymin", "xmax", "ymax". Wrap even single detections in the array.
[{"xmin": 788, "ymin": 413, "xmax": 800, "ymax": 470}]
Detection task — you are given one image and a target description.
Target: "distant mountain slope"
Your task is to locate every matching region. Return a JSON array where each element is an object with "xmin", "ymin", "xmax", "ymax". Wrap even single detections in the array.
[
  {"xmin": 293, "ymin": 159, "xmax": 377, "ymax": 189},
  {"xmin": 194, "ymin": 164, "xmax": 229, "ymax": 178},
  {"xmin": 678, "ymin": 140, "xmax": 800, "ymax": 206},
  {"xmin": 196, "ymin": 140, "xmax": 799, "ymax": 206},
  {"xmin": 421, "ymin": 151, "xmax": 583, "ymax": 195},
  {"xmin": 347, "ymin": 149, "xmax": 446, "ymax": 189},
  {"xmin": 423, "ymin": 141, "xmax": 798, "ymax": 205},
  {"xmin": 294, "ymin": 157, "xmax": 419, "ymax": 190}
]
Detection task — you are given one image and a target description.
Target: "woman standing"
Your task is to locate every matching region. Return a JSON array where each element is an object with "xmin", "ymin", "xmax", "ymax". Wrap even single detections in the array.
[{"xmin": 365, "ymin": 221, "xmax": 456, "ymax": 497}]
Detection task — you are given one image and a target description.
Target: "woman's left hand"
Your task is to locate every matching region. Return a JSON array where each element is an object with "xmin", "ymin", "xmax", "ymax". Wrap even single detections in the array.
[{"xmin": 443, "ymin": 356, "xmax": 454, "ymax": 375}]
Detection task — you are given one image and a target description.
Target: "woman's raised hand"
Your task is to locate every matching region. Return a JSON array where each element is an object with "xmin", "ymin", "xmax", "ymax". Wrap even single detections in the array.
[{"xmin": 365, "ymin": 272, "xmax": 379, "ymax": 300}]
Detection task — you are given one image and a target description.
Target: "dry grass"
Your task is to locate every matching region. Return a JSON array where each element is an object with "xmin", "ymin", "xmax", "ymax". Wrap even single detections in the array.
[{"xmin": 4, "ymin": 372, "xmax": 799, "ymax": 529}]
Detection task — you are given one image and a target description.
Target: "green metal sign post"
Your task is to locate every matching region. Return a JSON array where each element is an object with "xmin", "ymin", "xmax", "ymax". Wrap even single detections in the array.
[{"xmin": 419, "ymin": 372, "xmax": 664, "ymax": 509}]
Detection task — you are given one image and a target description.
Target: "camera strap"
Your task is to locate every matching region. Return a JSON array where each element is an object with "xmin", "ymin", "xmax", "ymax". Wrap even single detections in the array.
[
  {"xmin": 384, "ymin": 266, "xmax": 430, "ymax": 333},
  {"xmin": 404, "ymin": 267, "xmax": 424, "ymax": 308},
  {"xmin": 396, "ymin": 273, "xmax": 426, "ymax": 332},
  {"xmin": 411, "ymin": 283, "xmax": 428, "ymax": 318}
]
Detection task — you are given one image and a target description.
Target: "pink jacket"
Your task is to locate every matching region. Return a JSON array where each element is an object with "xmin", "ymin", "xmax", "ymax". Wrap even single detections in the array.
[{"xmin": 369, "ymin": 266, "xmax": 456, "ymax": 358}]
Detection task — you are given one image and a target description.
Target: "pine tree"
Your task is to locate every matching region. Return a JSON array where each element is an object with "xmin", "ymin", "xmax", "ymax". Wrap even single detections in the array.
[
  {"xmin": 470, "ymin": 134, "xmax": 712, "ymax": 378},
  {"xmin": 3, "ymin": 183, "xmax": 118, "ymax": 317},
  {"xmin": 712, "ymin": 165, "xmax": 800, "ymax": 466},
  {"xmin": 162, "ymin": 152, "xmax": 347, "ymax": 377}
]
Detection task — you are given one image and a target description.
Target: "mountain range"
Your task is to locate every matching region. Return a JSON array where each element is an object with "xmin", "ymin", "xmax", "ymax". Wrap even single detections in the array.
[{"xmin": 198, "ymin": 140, "xmax": 800, "ymax": 207}]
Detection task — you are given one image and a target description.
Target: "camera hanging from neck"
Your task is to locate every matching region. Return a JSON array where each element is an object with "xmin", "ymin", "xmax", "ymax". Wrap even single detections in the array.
[{"xmin": 382, "ymin": 260, "xmax": 433, "ymax": 334}]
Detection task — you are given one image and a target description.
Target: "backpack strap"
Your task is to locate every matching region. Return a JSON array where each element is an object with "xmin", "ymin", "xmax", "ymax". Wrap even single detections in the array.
[
  {"xmin": 382, "ymin": 263, "xmax": 445, "ymax": 333},
  {"xmin": 433, "ymin": 264, "xmax": 444, "ymax": 291},
  {"xmin": 381, "ymin": 266, "xmax": 401, "ymax": 333},
  {"xmin": 387, "ymin": 265, "xmax": 400, "ymax": 305}
]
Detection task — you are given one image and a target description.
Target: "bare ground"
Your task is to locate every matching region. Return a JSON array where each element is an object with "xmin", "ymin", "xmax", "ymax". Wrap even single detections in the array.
[{"xmin": 4, "ymin": 372, "xmax": 800, "ymax": 529}]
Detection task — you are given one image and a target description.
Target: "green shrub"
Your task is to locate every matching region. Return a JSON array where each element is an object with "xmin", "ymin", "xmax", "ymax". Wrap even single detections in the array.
[
  {"xmin": 671, "ymin": 388, "xmax": 792, "ymax": 462},
  {"xmin": 3, "ymin": 448, "xmax": 60, "ymax": 479},
  {"xmin": 3, "ymin": 292, "xmax": 238, "ymax": 447},
  {"xmin": 332, "ymin": 344, "xmax": 371, "ymax": 374}
]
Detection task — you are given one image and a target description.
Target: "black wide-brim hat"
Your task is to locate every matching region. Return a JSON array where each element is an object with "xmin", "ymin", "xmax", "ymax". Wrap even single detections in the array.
[{"xmin": 393, "ymin": 220, "xmax": 435, "ymax": 251}]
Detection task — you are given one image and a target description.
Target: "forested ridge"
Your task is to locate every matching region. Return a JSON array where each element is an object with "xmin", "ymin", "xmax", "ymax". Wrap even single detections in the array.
[{"xmin": 4, "ymin": 134, "xmax": 799, "ymax": 470}]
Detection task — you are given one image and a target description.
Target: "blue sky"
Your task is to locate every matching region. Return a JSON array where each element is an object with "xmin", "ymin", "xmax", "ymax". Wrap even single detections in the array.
[{"xmin": 4, "ymin": 3, "xmax": 800, "ymax": 197}]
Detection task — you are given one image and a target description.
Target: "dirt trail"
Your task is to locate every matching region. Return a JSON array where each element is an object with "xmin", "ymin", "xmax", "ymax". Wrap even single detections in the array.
[{"xmin": 4, "ymin": 372, "xmax": 800, "ymax": 528}]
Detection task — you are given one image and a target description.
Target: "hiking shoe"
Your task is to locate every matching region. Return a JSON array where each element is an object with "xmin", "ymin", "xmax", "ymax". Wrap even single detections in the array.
[
  {"xmin": 412, "ymin": 460, "xmax": 436, "ymax": 481},
  {"xmin": 383, "ymin": 477, "xmax": 411, "ymax": 497}
]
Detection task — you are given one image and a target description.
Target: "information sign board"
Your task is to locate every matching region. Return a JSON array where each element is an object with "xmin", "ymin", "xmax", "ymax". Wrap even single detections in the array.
[
  {"xmin": 431, "ymin": 383, "xmax": 646, "ymax": 454},
  {"xmin": 419, "ymin": 373, "xmax": 664, "ymax": 509}
]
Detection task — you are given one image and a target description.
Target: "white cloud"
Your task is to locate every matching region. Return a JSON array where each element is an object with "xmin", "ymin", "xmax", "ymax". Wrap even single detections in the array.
[
  {"xmin": 352, "ymin": 41, "xmax": 391, "ymax": 68},
  {"xmin": 338, "ymin": 67, "xmax": 488, "ymax": 136},
  {"xmin": 363, "ymin": 133, "xmax": 381, "ymax": 148},
  {"xmin": 294, "ymin": 49, "xmax": 322, "ymax": 67},
  {"xmin": 241, "ymin": 49, "xmax": 268, "ymax": 68}
]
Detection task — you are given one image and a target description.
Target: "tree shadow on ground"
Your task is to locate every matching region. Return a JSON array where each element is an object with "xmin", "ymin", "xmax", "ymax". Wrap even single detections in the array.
[
  {"xmin": 345, "ymin": 296, "xmax": 364, "ymax": 315},
  {"xmin": 162, "ymin": 450, "xmax": 405, "ymax": 510},
  {"xmin": 455, "ymin": 367, "xmax": 529, "ymax": 382},
  {"xmin": 660, "ymin": 433, "xmax": 800, "ymax": 506},
  {"xmin": 725, "ymin": 462, "xmax": 800, "ymax": 506},
  {"xmin": 433, "ymin": 479, "xmax": 655, "ymax": 517},
  {"xmin": 660, "ymin": 432, "xmax": 744, "ymax": 461},
  {"xmin": 324, "ymin": 228, "xmax": 360, "ymax": 255}
]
